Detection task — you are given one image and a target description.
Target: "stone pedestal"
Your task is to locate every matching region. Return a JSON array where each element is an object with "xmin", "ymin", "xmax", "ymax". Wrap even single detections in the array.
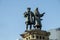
[{"xmin": 20, "ymin": 29, "xmax": 50, "ymax": 40}]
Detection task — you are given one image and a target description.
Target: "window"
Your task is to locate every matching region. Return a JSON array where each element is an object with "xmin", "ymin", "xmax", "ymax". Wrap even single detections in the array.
[
  {"xmin": 40, "ymin": 36, "xmax": 41, "ymax": 39},
  {"xmin": 43, "ymin": 37, "xmax": 45, "ymax": 39},
  {"xmin": 29, "ymin": 37, "xmax": 30, "ymax": 39},
  {"xmin": 26, "ymin": 38, "xmax": 28, "ymax": 40},
  {"xmin": 32, "ymin": 35, "xmax": 34, "ymax": 38},
  {"xmin": 36, "ymin": 36, "xmax": 39, "ymax": 39}
]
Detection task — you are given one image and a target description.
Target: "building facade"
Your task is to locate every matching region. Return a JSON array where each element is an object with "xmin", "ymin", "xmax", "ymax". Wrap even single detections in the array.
[
  {"xmin": 49, "ymin": 28, "xmax": 60, "ymax": 40},
  {"xmin": 20, "ymin": 29, "xmax": 50, "ymax": 40}
]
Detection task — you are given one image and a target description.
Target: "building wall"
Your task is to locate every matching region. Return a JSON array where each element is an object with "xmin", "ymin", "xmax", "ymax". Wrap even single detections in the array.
[{"xmin": 49, "ymin": 28, "xmax": 60, "ymax": 40}]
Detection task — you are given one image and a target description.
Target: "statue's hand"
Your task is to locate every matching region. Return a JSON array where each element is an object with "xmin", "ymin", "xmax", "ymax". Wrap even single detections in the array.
[
  {"xmin": 24, "ymin": 12, "xmax": 29, "ymax": 17},
  {"xmin": 24, "ymin": 12, "xmax": 27, "ymax": 17},
  {"xmin": 40, "ymin": 12, "xmax": 45, "ymax": 17},
  {"xmin": 43, "ymin": 12, "xmax": 45, "ymax": 15}
]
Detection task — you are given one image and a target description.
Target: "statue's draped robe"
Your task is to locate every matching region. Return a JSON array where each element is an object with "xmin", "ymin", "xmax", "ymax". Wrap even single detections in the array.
[
  {"xmin": 34, "ymin": 11, "xmax": 43, "ymax": 27},
  {"xmin": 24, "ymin": 11, "xmax": 34, "ymax": 25}
]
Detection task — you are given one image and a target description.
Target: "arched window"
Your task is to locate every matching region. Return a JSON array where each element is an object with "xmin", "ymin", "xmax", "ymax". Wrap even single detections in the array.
[
  {"xmin": 32, "ymin": 35, "xmax": 34, "ymax": 38},
  {"xmin": 36, "ymin": 36, "xmax": 39, "ymax": 39},
  {"xmin": 43, "ymin": 36, "xmax": 45, "ymax": 39},
  {"xmin": 29, "ymin": 37, "xmax": 30, "ymax": 39},
  {"xmin": 40, "ymin": 36, "xmax": 41, "ymax": 39},
  {"xmin": 26, "ymin": 38, "xmax": 28, "ymax": 40}
]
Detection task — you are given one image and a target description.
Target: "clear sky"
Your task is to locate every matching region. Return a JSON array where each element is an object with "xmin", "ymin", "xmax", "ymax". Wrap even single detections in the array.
[{"xmin": 0, "ymin": 0, "xmax": 60, "ymax": 40}]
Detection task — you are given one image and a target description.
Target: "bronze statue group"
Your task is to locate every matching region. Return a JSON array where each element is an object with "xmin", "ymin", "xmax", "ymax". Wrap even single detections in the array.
[{"xmin": 24, "ymin": 8, "xmax": 45, "ymax": 31}]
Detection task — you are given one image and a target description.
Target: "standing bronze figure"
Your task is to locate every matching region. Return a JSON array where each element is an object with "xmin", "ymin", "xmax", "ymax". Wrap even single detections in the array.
[
  {"xmin": 34, "ymin": 8, "xmax": 45, "ymax": 29},
  {"xmin": 24, "ymin": 8, "xmax": 34, "ymax": 31},
  {"xmin": 24, "ymin": 8, "xmax": 45, "ymax": 31}
]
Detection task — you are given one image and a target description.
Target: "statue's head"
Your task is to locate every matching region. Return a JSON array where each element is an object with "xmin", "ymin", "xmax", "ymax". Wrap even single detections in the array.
[
  {"xmin": 36, "ymin": 8, "xmax": 38, "ymax": 11},
  {"xmin": 27, "ymin": 7, "xmax": 31, "ymax": 12}
]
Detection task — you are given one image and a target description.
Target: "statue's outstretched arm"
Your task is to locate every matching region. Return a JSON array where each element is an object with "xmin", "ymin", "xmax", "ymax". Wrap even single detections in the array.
[{"xmin": 40, "ymin": 12, "xmax": 45, "ymax": 17}]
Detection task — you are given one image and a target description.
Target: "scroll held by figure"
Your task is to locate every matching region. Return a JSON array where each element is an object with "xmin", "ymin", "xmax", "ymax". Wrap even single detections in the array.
[{"xmin": 24, "ymin": 7, "xmax": 45, "ymax": 31}]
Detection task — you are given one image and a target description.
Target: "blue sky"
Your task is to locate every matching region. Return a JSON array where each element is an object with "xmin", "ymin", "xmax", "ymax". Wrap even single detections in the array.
[{"xmin": 0, "ymin": 0, "xmax": 60, "ymax": 40}]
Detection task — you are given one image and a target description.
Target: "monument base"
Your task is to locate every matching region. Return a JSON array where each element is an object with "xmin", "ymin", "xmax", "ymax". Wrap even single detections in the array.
[{"xmin": 20, "ymin": 29, "xmax": 50, "ymax": 40}]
